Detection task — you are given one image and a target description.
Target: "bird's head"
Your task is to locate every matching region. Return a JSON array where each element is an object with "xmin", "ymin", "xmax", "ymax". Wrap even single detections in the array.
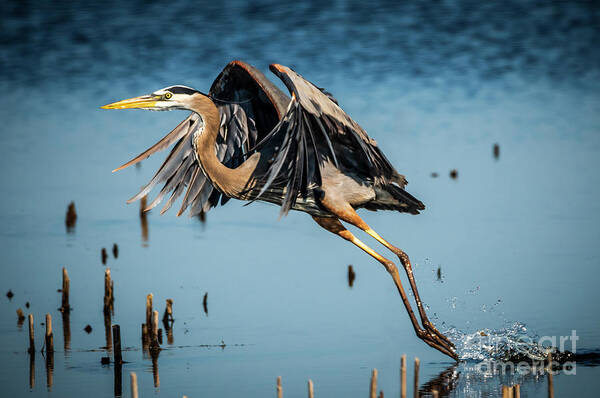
[{"xmin": 101, "ymin": 85, "xmax": 206, "ymax": 111}]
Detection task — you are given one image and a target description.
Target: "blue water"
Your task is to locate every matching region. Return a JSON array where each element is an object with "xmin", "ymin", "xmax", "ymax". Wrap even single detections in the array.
[{"xmin": 1, "ymin": 1, "xmax": 599, "ymax": 397}]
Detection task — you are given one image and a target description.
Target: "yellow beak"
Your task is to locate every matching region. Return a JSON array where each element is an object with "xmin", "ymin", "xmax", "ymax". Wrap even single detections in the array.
[{"xmin": 101, "ymin": 95, "xmax": 159, "ymax": 110}]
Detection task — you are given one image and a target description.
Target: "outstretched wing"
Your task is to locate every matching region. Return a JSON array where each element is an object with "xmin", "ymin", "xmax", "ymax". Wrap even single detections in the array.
[
  {"xmin": 251, "ymin": 64, "xmax": 397, "ymax": 215},
  {"xmin": 115, "ymin": 61, "xmax": 289, "ymax": 217}
]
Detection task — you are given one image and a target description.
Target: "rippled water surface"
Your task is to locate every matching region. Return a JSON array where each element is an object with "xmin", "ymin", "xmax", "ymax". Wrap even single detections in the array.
[{"xmin": 1, "ymin": 1, "xmax": 599, "ymax": 397}]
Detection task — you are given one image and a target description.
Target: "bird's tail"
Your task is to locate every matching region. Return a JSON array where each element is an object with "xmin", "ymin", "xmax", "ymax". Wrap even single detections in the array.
[{"xmin": 385, "ymin": 182, "xmax": 425, "ymax": 215}]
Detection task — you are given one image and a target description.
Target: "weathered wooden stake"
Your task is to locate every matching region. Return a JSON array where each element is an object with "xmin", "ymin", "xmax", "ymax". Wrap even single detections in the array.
[
  {"xmin": 104, "ymin": 269, "xmax": 113, "ymax": 315},
  {"xmin": 142, "ymin": 323, "xmax": 149, "ymax": 350},
  {"xmin": 28, "ymin": 314, "xmax": 35, "ymax": 354},
  {"xmin": 277, "ymin": 376, "xmax": 282, "ymax": 398},
  {"xmin": 162, "ymin": 298, "xmax": 174, "ymax": 325},
  {"xmin": 17, "ymin": 308, "xmax": 25, "ymax": 326},
  {"xmin": 60, "ymin": 267, "xmax": 70, "ymax": 312},
  {"xmin": 130, "ymin": 372, "xmax": 139, "ymax": 398},
  {"xmin": 104, "ymin": 311, "xmax": 112, "ymax": 352},
  {"xmin": 401, "ymin": 354, "xmax": 406, "ymax": 398},
  {"xmin": 432, "ymin": 389, "xmax": 439, "ymax": 398},
  {"xmin": 65, "ymin": 201, "xmax": 77, "ymax": 232},
  {"xmin": 308, "ymin": 379, "xmax": 314, "ymax": 398},
  {"xmin": 45, "ymin": 314, "xmax": 54, "ymax": 354},
  {"xmin": 514, "ymin": 384, "xmax": 520, "ymax": 398},
  {"xmin": 370, "ymin": 369, "xmax": 378, "ymax": 398},
  {"xmin": 414, "ymin": 357, "xmax": 420, "ymax": 398},
  {"xmin": 150, "ymin": 310, "xmax": 160, "ymax": 351},
  {"xmin": 146, "ymin": 293, "xmax": 153, "ymax": 328},
  {"xmin": 502, "ymin": 385, "xmax": 509, "ymax": 398},
  {"xmin": 112, "ymin": 325, "xmax": 122, "ymax": 365}
]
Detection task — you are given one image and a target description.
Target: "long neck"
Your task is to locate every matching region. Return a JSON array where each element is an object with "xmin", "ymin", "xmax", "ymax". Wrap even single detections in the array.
[{"xmin": 191, "ymin": 95, "xmax": 260, "ymax": 197}]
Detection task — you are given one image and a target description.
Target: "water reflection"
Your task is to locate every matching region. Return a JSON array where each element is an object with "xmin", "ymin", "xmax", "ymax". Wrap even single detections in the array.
[
  {"xmin": 45, "ymin": 350, "xmax": 54, "ymax": 391},
  {"xmin": 114, "ymin": 363, "xmax": 122, "ymax": 397},
  {"xmin": 151, "ymin": 351, "xmax": 160, "ymax": 388},
  {"xmin": 61, "ymin": 311, "xmax": 71, "ymax": 353},
  {"xmin": 420, "ymin": 365, "xmax": 459, "ymax": 397},
  {"xmin": 29, "ymin": 353, "xmax": 35, "ymax": 390}
]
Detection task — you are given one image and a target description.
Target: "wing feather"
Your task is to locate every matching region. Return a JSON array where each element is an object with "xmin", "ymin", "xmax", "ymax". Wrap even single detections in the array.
[{"xmin": 248, "ymin": 64, "xmax": 398, "ymax": 216}]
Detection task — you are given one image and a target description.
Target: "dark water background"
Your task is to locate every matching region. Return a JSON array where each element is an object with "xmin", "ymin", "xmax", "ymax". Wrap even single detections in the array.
[{"xmin": 1, "ymin": 0, "xmax": 600, "ymax": 396}]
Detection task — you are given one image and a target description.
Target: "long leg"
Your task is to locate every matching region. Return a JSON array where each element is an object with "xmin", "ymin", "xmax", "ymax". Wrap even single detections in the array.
[
  {"xmin": 317, "ymin": 193, "xmax": 455, "ymax": 351},
  {"xmin": 312, "ymin": 216, "xmax": 457, "ymax": 360}
]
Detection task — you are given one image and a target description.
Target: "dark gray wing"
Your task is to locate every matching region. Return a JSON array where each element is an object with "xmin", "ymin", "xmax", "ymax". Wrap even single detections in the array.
[
  {"xmin": 115, "ymin": 61, "xmax": 289, "ymax": 216},
  {"xmin": 250, "ymin": 64, "xmax": 397, "ymax": 216}
]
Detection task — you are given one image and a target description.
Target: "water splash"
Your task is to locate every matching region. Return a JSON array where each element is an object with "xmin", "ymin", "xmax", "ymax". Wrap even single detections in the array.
[{"xmin": 445, "ymin": 322, "xmax": 551, "ymax": 362}]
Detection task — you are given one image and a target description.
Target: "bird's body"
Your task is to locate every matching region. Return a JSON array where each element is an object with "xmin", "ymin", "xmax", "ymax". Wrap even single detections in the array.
[{"xmin": 102, "ymin": 61, "xmax": 457, "ymax": 360}]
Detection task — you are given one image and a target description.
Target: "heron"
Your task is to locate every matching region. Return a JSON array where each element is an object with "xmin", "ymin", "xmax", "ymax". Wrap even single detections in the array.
[{"xmin": 102, "ymin": 61, "xmax": 457, "ymax": 360}]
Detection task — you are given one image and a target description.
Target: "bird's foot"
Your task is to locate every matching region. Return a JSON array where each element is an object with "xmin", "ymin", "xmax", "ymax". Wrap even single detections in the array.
[{"xmin": 424, "ymin": 320, "xmax": 455, "ymax": 349}]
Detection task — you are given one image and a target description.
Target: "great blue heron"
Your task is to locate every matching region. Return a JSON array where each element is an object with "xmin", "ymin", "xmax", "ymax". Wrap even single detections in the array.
[{"xmin": 102, "ymin": 61, "xmax": 457, "ymax": 360}]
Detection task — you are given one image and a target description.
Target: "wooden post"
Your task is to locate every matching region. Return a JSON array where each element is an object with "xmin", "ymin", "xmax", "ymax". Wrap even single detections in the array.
[
  {"xmin": 65, "ymin": 201, "xmax": 77, "ymax": 232},
  {"xmin": 142, "ymin": 323, "xmax": 148, "ymax": 344},
  {"xmin": 104, "ymin": 269, "xmax": 113, "ymax": 315},
  {"xmin": 17, "ymin": 308, "xmax": 25, "ymax": 327},
  {"xmin": 277, "ymin": 376, "xmax": 282, "ymax": 398},
  {"xmin": 203, "ymin": 292, "xmax": 208, "ymax": 315},
  {"xmin": 146, "ymin": 293, "xmax": 153, "ymax": 329},
  {"xmin": 130, "ymin": 372, "xmax": 139, "ymax": 398},
  {"xmin": 104, "ymin": 311, "xmax": 112, "ymax": 352},
  {"xmin": 370, "ymin": 369, "xmax": 378, "ymax": 398},
  {"xmin": 112, "ymin": 325, "xmax": 122, "ymax": 365},
  {"xmin": 28, "ymin": 314, "xmax": 35, "ymax": 354},
  {"xmin": 413, "ymin": 357, "xmax": 420, "ymax": 398},
  {"xmin": 401, "ymin": 354, "xmax": 406, "ymax": 398},
  {"xmin": 44, "ymin": 314, "xmax": 54, "ymax": 390},
  {"xmin": 61, "ymin": 267, "xmax": 70, "ymax": 312},
  {"xmin": 308, "ymin": 379, "xmax": 314, "ymax": 398},
  {"xmin": 547, "ymin": 353, "xmax": 554, "ymax": 398},
  {"xmin": 432, "ymin": 389, "xmax": 438, "ymax": 398},
  {"xmin": 502, "ymin": 385, "xmax": 509, "ymax": 398},
  {"xmin": 45, "ymin": 314, "xmax": 54, "ymax": 354},
  {"xmin": 162, "ymin": 298, "xmax": 173, "ymax": 325},
  {"xmin": 150, "ymin": 310, "xmax": 160, "ymax": 351},
  {"xmin": 378, "ymin": 392, "xmax": 384, "ymax": 398},
  {"xmin": 514, "ymin": 384, "xmax": 520, "ymax": 398}
]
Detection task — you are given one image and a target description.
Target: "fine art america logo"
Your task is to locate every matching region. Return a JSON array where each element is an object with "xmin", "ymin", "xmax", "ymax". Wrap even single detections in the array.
[{"xmin": 470, "ymin": 330, "xmax": 579, "ymax": 375}]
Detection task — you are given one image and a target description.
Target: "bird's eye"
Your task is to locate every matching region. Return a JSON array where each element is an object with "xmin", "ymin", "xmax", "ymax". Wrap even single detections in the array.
[{"xmin": 164, "ymin": 92, "xmax": 173, "ymax": 99}]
